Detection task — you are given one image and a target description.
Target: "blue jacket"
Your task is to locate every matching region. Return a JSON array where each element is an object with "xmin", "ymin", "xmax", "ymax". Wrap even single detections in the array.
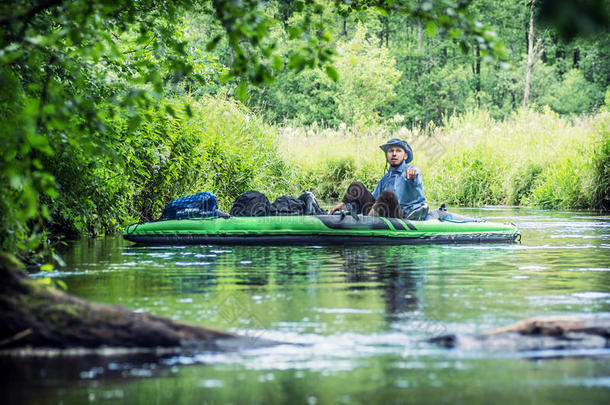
[{"xmin": 372, "ymin": 161, "xmax": 426, "ymax": 215}]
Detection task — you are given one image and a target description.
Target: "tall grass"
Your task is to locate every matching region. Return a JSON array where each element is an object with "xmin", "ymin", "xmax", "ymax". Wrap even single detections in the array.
[
  {"xmin": 278, "ymin": 125, "xmax": 388, "ymax": 199},
  {"xmin": 278, "ymin": 108, "xmax": 610, "ymax": 210},
  {"xmin": 426, "ymin": 107, "xmax": 606, "ymax": 208},
  {"xmin": 590, "ymin": 111, "xmax": 610, "ymax": 210},
  {"xmin": 180, "ymin": 96, "xmax": 293, "ymax": 209}
]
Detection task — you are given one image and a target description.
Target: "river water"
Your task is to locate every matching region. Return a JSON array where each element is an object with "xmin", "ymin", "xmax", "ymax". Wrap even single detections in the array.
[{"xmin": 5, "ymin": 207, "xmax": 610, "ymax": 404}]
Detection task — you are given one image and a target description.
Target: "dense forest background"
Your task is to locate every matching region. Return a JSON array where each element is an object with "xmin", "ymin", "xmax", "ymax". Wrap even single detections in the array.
[
  {"xmin": 0, "ymin": 0, "xmax": 608, "ymax": 261},
  {"xmin": 189, "ymin": 1, "xmax": 609, "ymax": 127}
]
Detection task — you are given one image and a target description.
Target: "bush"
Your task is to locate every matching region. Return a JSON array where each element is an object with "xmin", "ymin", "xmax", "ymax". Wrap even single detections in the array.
[
  {"xmin": 527, "ymin": 157, "xmax": 592, "ymax": 209},
  {"xmin": 33, "ymin": 95, "xmax": 294, "ymax": 243},
  {"xmin": 185, "ymin": 96, "xmax": 293, "ymax": 209},
  {"xmin": 508, "ymin": 163, "xmax": 543, "ymax": 205}
]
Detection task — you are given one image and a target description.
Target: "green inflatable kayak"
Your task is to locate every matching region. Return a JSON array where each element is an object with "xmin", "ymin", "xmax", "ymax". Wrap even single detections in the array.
[{"xmin": 123, "ymin": 214, "xmax": 519, "ymax": 245}]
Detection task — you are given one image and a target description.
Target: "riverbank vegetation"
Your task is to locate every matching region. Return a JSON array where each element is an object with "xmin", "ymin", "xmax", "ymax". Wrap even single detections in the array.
[
  {"xmin": 279, "ymin": 106, "xmax": 610, "ymax": 210},
  {"xmin": 1, "ymin": 0, "xmax": 609, "ymax": 262}
]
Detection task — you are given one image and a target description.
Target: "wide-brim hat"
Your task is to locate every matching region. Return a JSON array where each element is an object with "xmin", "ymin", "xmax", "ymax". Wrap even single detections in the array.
[{"xmin": 379, "ymin": 138, "xmax": 413, "ymax": 163}]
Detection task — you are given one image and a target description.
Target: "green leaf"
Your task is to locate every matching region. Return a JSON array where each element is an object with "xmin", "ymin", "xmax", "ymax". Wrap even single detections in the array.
[
  {"xmin": 287, "ymin": 26, "xmax": 302, "ymax": 39},
  {"xmin": 41, "ymin": 205, "xmax": 49, "ymax": 219},
  {"xmin": 288, "ymin": 53, "xmax": 307, "ymax": 72},
  {"xmin": 184, "ymin": 103, "xmax": 193, "ymax": 117},
  {"xmin": 127, "ymin": 115, "xmax": 142, "ymax": 131},
  {"xmin": 272, "ymin": 55, "xmax": 283, "ymax": 71},
  {"xmin": 426, "ymin": 21, "xmax": 437, "ymax": 36},
  {"xmin": 448, "ymin": 28, "xmax": 461, "ymax": 38},
  {"xmin": 236, "ymin": 80, "xmax": 247, "ymax": 101},
  {"xmin": 38, "ymin": 278, "xmax": 53, "ymax": 286},
  {"xmin": 0, "ymin": 49, "xmax": 24, "ymax": 64},
  {"xmin": 206, "ymin": 35, "xmax": 222, "ymax": 51},
  {"xmin": 219, "ymin": 72, "xmax": 234, "ymax": 83},
  {"xmin": 44, "ymin": 187, "xmax": 59, "ymax": 199},
  {"xmin": 459, "ymin": 40, "xmax": 470, "ymax": 53},
  {"xmin": 325, "ymin": 66, "xmax": 339, "ymax": 82},
  {"xmin": 375, "ymin": 7, "xmax": 387, "ymax": 16},
  {"xmin": 40, "ymin": 263, "xmax": 54, "ymax": 272}
]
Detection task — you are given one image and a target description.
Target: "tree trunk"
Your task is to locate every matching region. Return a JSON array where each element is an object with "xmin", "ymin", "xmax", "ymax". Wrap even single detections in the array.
[
  {"xmin": 475, "ymin": 42, "xmax": 481, "ymax": 105},
  {"xmin": 522, "ymin": 0, "xmax": 542, "ymax": 110},
  {"xmin": 385, "ymin": 16, "xmax": 389, "ymax": 48},
  {"xmin": 378, "ymin": 15, "xmax": 384, "ymax": 47},
  {"xmin": 0, "ymin": 253, "xmax": 271, "ymax": 353},
  {"xmin": 417, "ymin": 18, "xmax": 422, "ymax": 52}
]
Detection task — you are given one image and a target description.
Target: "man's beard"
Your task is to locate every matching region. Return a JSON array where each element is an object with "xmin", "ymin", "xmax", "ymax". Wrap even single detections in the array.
[{"xmin": 388, "ymin": 160, "xmax": 403, "ymax": 169}]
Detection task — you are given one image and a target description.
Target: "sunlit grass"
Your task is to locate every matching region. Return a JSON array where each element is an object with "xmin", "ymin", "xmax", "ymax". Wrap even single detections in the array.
[{"xmin": 277, "ymin": 108, "xmax": 609, "ymax": 209}]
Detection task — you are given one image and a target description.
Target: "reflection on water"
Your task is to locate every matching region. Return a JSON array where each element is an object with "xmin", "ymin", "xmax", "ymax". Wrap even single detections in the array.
[{"xmin": 5, "ymin": 207, "xmax": 610, "ymax": 404}]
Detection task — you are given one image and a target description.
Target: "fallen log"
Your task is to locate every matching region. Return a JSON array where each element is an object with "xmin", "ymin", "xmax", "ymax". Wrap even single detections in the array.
[
  {"xmin": 0, "ymin": 253, "xmax": 273, "ymax": 355},
  {"xmin": 483, "ymin": 315, "xmax": 610, "ymax": 337},
  {"xmin": 430, "ymin": 315, "xmax": 610, "ymax": 355}
]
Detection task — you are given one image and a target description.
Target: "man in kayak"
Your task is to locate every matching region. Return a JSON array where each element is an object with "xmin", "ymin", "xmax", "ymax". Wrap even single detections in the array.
[{"xmin": 329, "ymin": 138, "xmax": 428, "ymax": 220}]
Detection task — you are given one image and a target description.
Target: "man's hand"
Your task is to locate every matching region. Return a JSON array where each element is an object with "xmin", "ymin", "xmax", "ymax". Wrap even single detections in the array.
[
  {"xmin": 329, "ymin": 202, "xmax": 346, "ymax": 214},
  {"xmin": 405, "ymin": 168, "xmax": 417, "ymax": 180}
]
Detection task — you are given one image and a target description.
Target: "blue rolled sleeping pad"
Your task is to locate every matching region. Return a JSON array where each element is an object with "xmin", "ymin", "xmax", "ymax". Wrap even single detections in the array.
[{"xmin": 162, "ymin": 192, "xmax": 219, "ymax": 220}]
